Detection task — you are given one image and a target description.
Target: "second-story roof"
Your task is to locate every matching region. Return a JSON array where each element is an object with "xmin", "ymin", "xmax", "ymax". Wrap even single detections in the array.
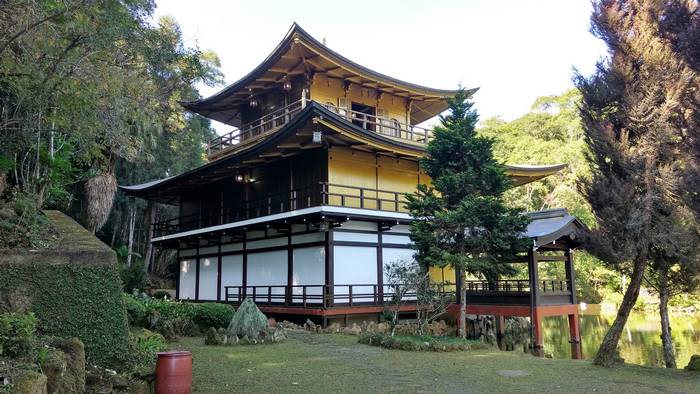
[{"xmin": 181, "ymin": 23, "xmax": 471, "ymax": 127}]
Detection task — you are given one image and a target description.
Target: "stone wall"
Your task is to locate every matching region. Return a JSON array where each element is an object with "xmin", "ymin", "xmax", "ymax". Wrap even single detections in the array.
[{"xmin": 0, "ymin": 211, "xmax": 130, "ymax": 369}]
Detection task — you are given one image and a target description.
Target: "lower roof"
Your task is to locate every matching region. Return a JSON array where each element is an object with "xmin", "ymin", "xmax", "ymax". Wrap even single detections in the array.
[{"xmin": 121, "ymin": 102, "xmax": 567, "ymax": 202}]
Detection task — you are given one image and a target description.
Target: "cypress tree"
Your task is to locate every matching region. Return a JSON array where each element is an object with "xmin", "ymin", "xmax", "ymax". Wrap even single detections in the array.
[{"xmin": 406, "ymin": 88, "xmax": 530, "ymax": 338}]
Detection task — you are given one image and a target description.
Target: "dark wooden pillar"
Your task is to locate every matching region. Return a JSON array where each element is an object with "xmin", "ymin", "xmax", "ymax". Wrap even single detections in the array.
[
  {"xmin": 528, "ymin": 246, "xmax": 543, "ymax": 356},
  {"xmin": 568, "ymin": 312, "xmax": 583, "ymax": 359},
  {"xmin": 564, "ymin": 248, "xmax": 577, "ymax": 305},
  {"xmin": 496, "ymin": 315, "xmax": 506, "ymax": 350}
]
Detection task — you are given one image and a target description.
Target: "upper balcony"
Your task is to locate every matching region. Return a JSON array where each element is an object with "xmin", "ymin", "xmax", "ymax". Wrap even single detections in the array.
[
  {"xmin": 206, "ymin": 99, "xmax": 432, "ymax": 161},
  {"xmin": 152, "ymin": 181, "xmax": 410, "ymax": 239}
]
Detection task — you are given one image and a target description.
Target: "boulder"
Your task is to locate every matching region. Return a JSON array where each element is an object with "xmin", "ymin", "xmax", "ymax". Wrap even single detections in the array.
[
  {"xmin": 227, "ymin": 298, "xmax": 268, "ymax": 339},
  {"xmin": 343, "ymin": 323, "xmax": 362, "ymax": 335},
  {"xmin": 11, "ymin": 371, "xmax": 47, "ymax": 394},
  {"xmin": 323, "ymin": 322, "xmax": 341, "ymax": 333},
  {"xmin": 41, "ymin": 338, "xmax": 85, "ymax": 394},
  {"xmin": 205, "ymin": 327, "xmax": 225, "ymax": 346},
  {"xmin": 685, "ymin": 354, "xmax": 700, "ymax": 371},
  {"xmin": 109, "ymin": 375, "xmax": 130, "ymax": 390},
  {"xmin": 376, "ymin": 322, "xmax": 389, "ymax": 334},
  {"xmin": 267, "ymin": 318, "xmax": 277, "ymax": 328},
  {"xmin": 129, "ymin": 379, "xmax": 150, "ymax": 394}
]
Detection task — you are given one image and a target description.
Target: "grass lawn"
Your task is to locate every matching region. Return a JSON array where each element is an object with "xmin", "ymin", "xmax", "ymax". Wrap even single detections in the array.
[{"xmin": 174, "ymin": 331, "xmax": 700, "ymax": 393}]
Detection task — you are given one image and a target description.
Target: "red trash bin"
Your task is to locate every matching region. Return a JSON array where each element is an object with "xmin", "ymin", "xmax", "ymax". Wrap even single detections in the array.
[{"xmin": 156, "ymin": 351, "xmax": 192, "ymax": 394}]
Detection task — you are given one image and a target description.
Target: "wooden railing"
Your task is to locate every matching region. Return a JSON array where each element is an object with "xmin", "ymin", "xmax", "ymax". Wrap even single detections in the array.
[
  {"xmin": 207, "ymin": 100, "xmax": 304, "ymax": 159},
  {"xmin": 152, "ymin": 182, "xmax": 409, "ymax": 238},
  {"xmin": 221, "ymin": 280, "xmax": 572, "ymax": 309},
  {"xmin": 205, "ymin": 99, "xmax": 432, "ymax": 160},
  {"xmin": 321, "ymin": 102, "xmax": 431, "ymax": 143}
]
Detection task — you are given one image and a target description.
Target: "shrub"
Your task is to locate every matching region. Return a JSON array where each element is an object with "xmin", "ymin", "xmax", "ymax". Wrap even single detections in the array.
[
  {"xmin": 129, "ymin": 329, "xmax": 167, "ymax": 378},
  {"xmin": 151, "ymin": 290, "xmax": 171, "ymax": 299},
  {"xmin": 0, "ymin": 312, "xmax": 37, "ymax": 357},
  {"xmin": 123, "ymin": 294, "xmax": 148, "ymax": 327},
  {"xmin": 118, "ymin": 259, "xmax": 147, "ymax": 293},
  {"xmin": 193, "ymin": 303, "xmax": 234, "ymax": 329},
  {"xmin": 135, "ymin": 329, "xmax": 168, "ymax": 354},
  {"xmin": 358, "ymin": 332, "xmax": 491, "ymax": 352}
]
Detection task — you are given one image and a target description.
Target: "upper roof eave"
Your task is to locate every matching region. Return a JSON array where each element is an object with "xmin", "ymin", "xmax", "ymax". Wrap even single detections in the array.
[{"xmin": 180, "ymin": 23, "xmax": 469, "ymax": 113}]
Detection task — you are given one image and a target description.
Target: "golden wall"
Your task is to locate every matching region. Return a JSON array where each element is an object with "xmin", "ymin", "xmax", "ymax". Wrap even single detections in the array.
[
  {"xmin": 327, "ymin": 146, "xmax": 428, "ymax": 212},
  {"xmin": 429, "ymin": 265, "xmax": 457, "ymax": 290},
  {"xmin": 310, "ymin": 74, "xmax": 409, "ymax": 123}
]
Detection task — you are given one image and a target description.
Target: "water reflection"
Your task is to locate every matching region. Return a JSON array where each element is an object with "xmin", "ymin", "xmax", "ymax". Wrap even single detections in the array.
[{"xmin": 542, "ymin": 309, "xmax": 700, "ymax": 367}]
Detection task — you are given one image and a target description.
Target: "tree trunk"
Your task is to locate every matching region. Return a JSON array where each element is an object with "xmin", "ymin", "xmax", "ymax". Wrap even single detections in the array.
[
  {"xmin": 126, "ymin": 208, "xmax": 135, "ymax": 267},
  {"xmin": 459, "ymin": 273, "xmax": 466, "ymax": 339},
  {"xmin": 592, "ymin": 254, "xmax": 646, "ymax": 366},
  {"xmin": 143, "ymin": 201, "xmax": 156, "ymax": 273},
  {"xmin": 658, "ymin": 268, "xmax": 677, "ymax": 368}
]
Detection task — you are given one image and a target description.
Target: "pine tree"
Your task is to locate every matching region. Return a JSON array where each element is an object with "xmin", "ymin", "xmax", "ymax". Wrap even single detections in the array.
[
  {"xmin": 575, "ymin": 0, "xmax": 700, "ymax": 367},
  {"xmin": 406, "ymin": 88, "xmax": 530, "ymax": 338}
]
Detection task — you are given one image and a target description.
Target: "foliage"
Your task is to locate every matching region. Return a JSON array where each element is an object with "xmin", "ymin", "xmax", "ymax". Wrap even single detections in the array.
[
  {"xmin": 0, "ymin": 312, "xmax": 37, "ymax": 358},
  {"xmin": 358, "ymin": 332, "xmax": 491, "ymax": 352},
  {"xmin": 134, "ymin": 329, "xmax": 168, "ymax": 354},
  {"xmin": 227, "ymin": 298, "xmax": 268, "ymax": 339},
  {"xmin": 193, "ymin": 303, "xmax": 235, "ymax": 330},
  {"xmin": 123, "ymin": 293, "xmax": 230, "ymax": 337},
  {"xmin": 575, "ymin": 0, "xmax": 700, "ymax": 367},
  {"xmin": 406, "ymin": 88, "xmax": 530, "ymax": 281},
  {"xmin": 383, "ymin": 260, "xmax": 450, "ymax": 336},
  {"xmin": 0, "ymin": 193, "xmax": 57, "ymax": 249},
  {"xmin": 0, "ymin": 262, "xmax": 130, "ymax": 369},
  {"xmin": 129, "ymin": 328, "xmax": 167, "ymax": 378},
  {"xmin": 118, "ymin": 258, "xmax": 148, "ymax": 293}
]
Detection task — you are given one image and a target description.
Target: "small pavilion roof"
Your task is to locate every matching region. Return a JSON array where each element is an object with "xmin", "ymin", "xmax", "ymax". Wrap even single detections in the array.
[
  {"xmin": 525, "ymin": 208, "xmax": 586, "ymax": 248},
  {"xmin": 181, "ymin": 23, "xmax": 469, "ymax": 126}
]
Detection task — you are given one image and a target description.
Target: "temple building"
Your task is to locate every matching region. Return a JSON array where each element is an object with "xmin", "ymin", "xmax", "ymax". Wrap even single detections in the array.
[{"xmin": 122, "ymin": 24, "xmax": 584, "ymax": 357}]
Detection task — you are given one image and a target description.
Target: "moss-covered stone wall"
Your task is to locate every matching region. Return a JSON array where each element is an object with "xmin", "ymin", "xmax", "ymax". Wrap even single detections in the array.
[{"xmin": 0, "ymin": 211, "xmax": 130, "ymax": 369}]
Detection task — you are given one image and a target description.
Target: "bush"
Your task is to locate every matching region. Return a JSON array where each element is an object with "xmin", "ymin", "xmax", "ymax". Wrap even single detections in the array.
[
  {"xmin": 118, "ymin": 259, "xmax": 147, "ymax": 293},
  {"xmin": 0, "ymin": 312, "xmax": 37, "ymax": 357},
  {"xmin": 151, "ymin": 290, "xmax": 171, "ymax": 299},
  {"xmin": 193, "ymin": 303, "xmax": 234, "ymax": 329},
  {"xmin": 358, "ymin": 332, "xmax": 491, "ymax": 352},
  {"xmin": 134, "ymin": 329, "xmax": 167, "ymax": 354},
  {"xmin": 129, "ymin": 329, "xmax": 167, "ymax": 378},
  {"xmin": 123, "ymin": 294, "xmax": 148, "ymax": 327}
]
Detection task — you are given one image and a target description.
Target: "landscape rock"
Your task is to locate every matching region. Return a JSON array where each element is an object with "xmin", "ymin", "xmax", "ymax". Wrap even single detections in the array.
[
  {"xmin": 41, "ymin": 338, "xmax": 86, "ymax": 394},
  {"xmin": 343, "ymin": 323, "xmax": 362, "ymax": 335},
  {"xmin": 685, "ymin": 354, "xmax": 700, "ymax": 371},
  {"xmin": 129, "ymin": 379, "xmax": 150, "ymax": 394},
  {"xmin": 11, "ymin": 370, "xmax": 47, "ymax": 394},
  {"xmin": 323, "ymin": 322, "xmax": 342, "ymax": 333},
  {"xmin": 109, "ymin": 374, "xmax": 130, "ymax": 390},
  {"xmin": 227, "ymin": 298, "xmax": 268, "ymax": 339},
  {"xmin": 205, "ymin": 327, "xmax": 225, "ymax": 345},
  {"xmin": 267, "ymin": 318, "xmax": 277, "ymax": 328}
]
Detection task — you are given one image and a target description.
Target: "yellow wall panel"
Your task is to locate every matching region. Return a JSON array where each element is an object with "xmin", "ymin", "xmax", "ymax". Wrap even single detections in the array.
[
  {"xmin": 328, "ymin": 147, "xmax": 377, "ymax": 209},
  {"xmin": 310, "ymin": 75, "xmax": 408, "ymax": 122}
]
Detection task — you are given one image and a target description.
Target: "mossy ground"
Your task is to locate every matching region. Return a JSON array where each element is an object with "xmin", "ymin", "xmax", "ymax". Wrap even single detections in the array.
[{"xmin": 175, "ymin": 331, "xmax": 700, "ymax": 393}]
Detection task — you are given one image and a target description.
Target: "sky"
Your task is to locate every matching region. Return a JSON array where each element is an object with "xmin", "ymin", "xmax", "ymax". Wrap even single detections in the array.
[{"xmin": 154, "ymin": 0, "xmax": 608, "ymax": 134}]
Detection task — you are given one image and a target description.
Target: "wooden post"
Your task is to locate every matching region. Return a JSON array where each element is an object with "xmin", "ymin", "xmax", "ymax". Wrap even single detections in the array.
[
  {"xmin": 565, "ymin": 248, "xmax": 577, "ymax": 304},
  {"xmin": 568, "ymin": 312, "xmax": 583, "ymax": 359},
  {"xmin": 532, "ymin": 307, "xmax": 544, "ymax": 357},
  {"xmin": 496, "ymin": 315, "xmax": 506, "ymax": 350}
]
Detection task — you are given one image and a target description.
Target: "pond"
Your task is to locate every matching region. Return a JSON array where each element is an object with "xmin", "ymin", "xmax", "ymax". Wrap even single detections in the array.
[{"xmin": 543, "ymin": 307, "xmax": 700, "ymax": 367}]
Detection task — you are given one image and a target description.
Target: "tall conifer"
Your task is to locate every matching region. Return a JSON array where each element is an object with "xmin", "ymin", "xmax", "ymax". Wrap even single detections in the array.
[{"xmin": 407, "ymin": 89, "xmax": 530, "ymax": 337}]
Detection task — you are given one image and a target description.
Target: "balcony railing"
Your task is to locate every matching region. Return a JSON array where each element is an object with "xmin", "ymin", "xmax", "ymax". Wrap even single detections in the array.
[
  {"xmin": 205, "ymin": 99, "xmax": 432, "ymax": 159},
  {"xmin": 321, "ymin": 102, "xmax": 431, "ymax": 143},
  {"xmin": 220, "ymin": 279, "xmax": 572, "ymax": 308},
  {"xmin": 153, "ymin": 182, "xmax": 409, "ymax": 238},
  {"xmin": 207, "ymin": 100, "xmax": 305, "ymax": 159}
]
